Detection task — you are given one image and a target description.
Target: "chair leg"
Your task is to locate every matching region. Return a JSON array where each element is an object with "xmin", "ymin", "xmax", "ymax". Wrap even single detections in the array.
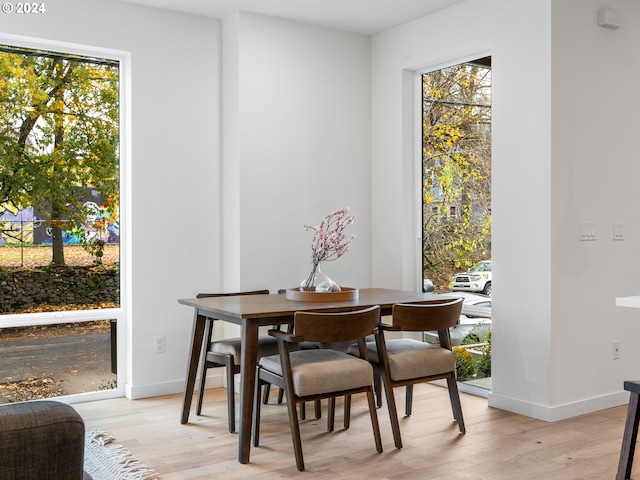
[
  {"xmin": 286, "ymin": 398, "xmax": 305, "ymax": 470},
  {"xmin": 252, "ymin": 369, "xmax": 263, "ymax": 447},
  {"xmin": 299, "ymin": 400, "xmax": 321, "ymax": 420},
  {"xmin": 196, "ymin": 318, "xmax": 214, "ymax": 416},
  {"xmin": 327, "ymin": 396, "xmax": 352, "ymax": 429},
  {"xmin": 344, "ymin": 394, "xmax": 351, "ymax": 429},
  {"xmin": 195, "ymin": 364, "xmax": 208, "ymax": 416},
  {"xmin": 405, "ymin": 384, "xmax": 414, "ymax": 416},
  {"xmin": 446, "ymin": 376, "xmax": 466, "ymax": 434},
  {"xmin": 374, "ymin": 374, "xmax": 382, "ymax": 408},
  {"xmin": 382, "ymin": 376, "xmax": 402, "ymax": 449},
  {"xmin": 278, "ymin": 388, "xmax": 284, "ymax": 404},
  {"xmin": 328, "ymin": 397, "xmax": 335, "ymax": 432},
  {"xmin": 263, "ymin": 384, "xmax": 271, "ymax": 404},
  {"xmin": 226, "ymin": 362, "xmax": 236, "ymax": 433},
  {"xmin": 365, "ymin": 387, "xmax": 384, "ymax": 454},
  {"xmin": 617, "ymin": 389, "xmax": 640, "ymax": 480}
]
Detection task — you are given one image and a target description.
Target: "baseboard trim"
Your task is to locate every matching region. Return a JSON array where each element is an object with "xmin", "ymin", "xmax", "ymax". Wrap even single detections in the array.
[
  {"xmin": 488, "ymin": 389, "xmax": 630, "ymax": 422},
  {"xmin": 126, "ymin": 371, "xmax": 224, "ymax": 400}
]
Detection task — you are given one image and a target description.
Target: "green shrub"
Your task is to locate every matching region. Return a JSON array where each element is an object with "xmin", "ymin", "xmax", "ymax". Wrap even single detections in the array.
[
  {"xmin": 476, "ymin": 330, "xmax": 492, "ymax": 378},
  {"xmin": 453, "ymin": 346, "xmax": 475, "ymax": 381},
  {"xmin": 461, "ymin": 333, "xmax": 480, "ymax": 345},
  {"xmin": 476, "ymin": 350, "xmax": 491, "ymax": 378}
]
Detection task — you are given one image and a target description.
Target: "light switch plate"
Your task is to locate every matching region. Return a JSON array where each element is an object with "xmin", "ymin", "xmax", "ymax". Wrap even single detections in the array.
[
  {"xmin": 613, "ymin": 222, "xmax": 624, "ymax": 241},
  {"xmin": 579, "ymin": 222, "xmax": 596, "ymax": 241}
]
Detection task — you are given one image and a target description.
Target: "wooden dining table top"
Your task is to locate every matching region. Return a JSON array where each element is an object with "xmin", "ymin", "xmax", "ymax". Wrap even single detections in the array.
[{"xmin": 178, "ymin": 288, "xmax": 442, "ymax": 322}]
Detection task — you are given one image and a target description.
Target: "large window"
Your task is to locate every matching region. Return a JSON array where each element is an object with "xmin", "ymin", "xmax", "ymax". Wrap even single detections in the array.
[
  {"xmin": 422, "ymin": 57, "xmax": 492, "ymax": 285},
  {"xmin": 0, "ymin": 40, "xmax": 125, "ymax": 403},
  {"xmin": 421, "ymin": 57, "xmax": 492, "ymax": 393}
]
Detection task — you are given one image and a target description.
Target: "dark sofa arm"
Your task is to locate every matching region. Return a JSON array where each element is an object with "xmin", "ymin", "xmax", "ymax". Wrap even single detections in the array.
[{"xmin": 0, "ymin": 400, "xmax": 85, "ymax": 480}]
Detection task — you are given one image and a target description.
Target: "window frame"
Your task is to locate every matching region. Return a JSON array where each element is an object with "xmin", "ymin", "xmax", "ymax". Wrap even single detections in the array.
[{"xmin": 0, "ymin": 33, "xmax": 131, "ymax": 402}]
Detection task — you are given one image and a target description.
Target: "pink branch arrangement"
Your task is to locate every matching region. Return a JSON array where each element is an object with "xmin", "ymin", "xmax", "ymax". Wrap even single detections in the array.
[{"xmin": 301, "ymin": 207, "xmax": 356, "ymax": 291}]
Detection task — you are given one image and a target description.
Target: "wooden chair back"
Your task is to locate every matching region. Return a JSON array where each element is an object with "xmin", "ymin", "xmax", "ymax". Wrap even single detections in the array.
[
  {"xmin": 391, "ymin": 298, "xmax": 463, "ymax": 332},
  {"xmin": 293, "ymin": 305, "xmax": 381, "ymax": 344},
  {"xmin": 196, "ymin": 289, "xmax": 269, "ymax": 298}
]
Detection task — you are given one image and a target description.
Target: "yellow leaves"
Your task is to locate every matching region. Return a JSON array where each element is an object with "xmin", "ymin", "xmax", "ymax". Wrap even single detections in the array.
[
  {"xmin": 423, "ymin": 190, "xmax": 436, "ymax": 204},
  {"xmin": 52, "ymin": 97, "xmax": 64, "ymax": 111},
  {"xmin": 426, "ymin": 123, "xmax": 465, "ymax": 147},
  {"xmin": 454, "ymin": 346, "xmax": 472, "ymax": 360},
  {"xmin": 427, "ymin": 87, "xmax": 450, "ymax": 100}
]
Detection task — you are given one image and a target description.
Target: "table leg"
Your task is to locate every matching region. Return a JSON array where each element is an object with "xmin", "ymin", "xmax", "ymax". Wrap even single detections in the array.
[
  {"xmin": 238, "ymin": 321, "xmax": 259, "ymax": 464},
  {"xmin": 181, "ymin": 311, "xmax": 207, "ymax": 424},
  {"xmin": 617, "ymin": 389, "xmax": 640, "ymax": 480}
]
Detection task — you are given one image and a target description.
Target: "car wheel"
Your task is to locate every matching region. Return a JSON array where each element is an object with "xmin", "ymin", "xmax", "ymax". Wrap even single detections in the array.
[{"xmin": 483, "ymin": 282, "xmax": 492, "ymax": 296}]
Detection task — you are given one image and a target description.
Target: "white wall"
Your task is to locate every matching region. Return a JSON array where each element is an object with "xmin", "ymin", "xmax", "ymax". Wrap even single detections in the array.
[
  {"xmin": 223, "ymin": 12, "xmax": 372, "ymax": 300},
  {"xmin": 549, "ymin": 0, "xmax": 640, "ymax": 414},
  {"xmin": 0, "ymin": 0, "xmax": 222, "ymax": 398}
]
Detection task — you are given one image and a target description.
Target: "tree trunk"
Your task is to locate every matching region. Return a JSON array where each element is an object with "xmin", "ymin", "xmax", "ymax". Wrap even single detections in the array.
[
  {"xmin": 51, "ymin": 79, "xmax": 66, "ymax": 266},
  {"xmin": 50, "ymin": 199, "xmax": 65, "ymax": 266}
]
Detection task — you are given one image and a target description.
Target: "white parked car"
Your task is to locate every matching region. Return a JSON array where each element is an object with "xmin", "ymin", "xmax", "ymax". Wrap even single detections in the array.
[
  {"xmin": 451, "ymin": 260, "xmax": 492, "ymax": 296},
  {"xmin": 424, "ymin": 292, "xmax": 491, "ymax": 346}
]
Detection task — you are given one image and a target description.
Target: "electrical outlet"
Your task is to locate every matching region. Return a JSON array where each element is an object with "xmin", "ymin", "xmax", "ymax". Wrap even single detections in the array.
[
  {"xmin": 613, "ymin": 341, "xmax": 621, "ymax": 360},
  {"xmin": 155, "ymin": 336, "xmax": 166, "ymax": 354}
]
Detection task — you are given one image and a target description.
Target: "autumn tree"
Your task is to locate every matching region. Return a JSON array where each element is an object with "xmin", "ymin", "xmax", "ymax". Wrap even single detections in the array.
[
  {"xmin": 422, "ymin": 60, "xmax": 492, "ymax": 274},
  {"xmin": 0, "ymin": 47, "xmax": 119, "ymax": 265}
]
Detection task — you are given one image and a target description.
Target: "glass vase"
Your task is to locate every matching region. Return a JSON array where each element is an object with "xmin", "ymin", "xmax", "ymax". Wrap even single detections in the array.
[{"xmin": 300, "ymin": 263, "xmax": 334, "ymax": 292}]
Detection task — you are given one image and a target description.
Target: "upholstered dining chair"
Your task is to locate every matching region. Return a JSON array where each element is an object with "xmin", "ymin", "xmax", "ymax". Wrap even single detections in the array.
[
  {"xmin": 351, "ymin": 297, "xmax": 465, "ymax": 449},
  {"xmin": 251, "ymin": 305, "xmax": 384, "ymax": 471},
  {"xmin": 195, "ymin": 289, "xmax": 285, "ymax": 433}
]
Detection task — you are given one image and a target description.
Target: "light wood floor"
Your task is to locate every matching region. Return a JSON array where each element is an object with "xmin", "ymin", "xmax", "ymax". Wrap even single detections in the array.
[{"xmin": 74, "ymin": 384, "xmax": 633, "ymax": 479}]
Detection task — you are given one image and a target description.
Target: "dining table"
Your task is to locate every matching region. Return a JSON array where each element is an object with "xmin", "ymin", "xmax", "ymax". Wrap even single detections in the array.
[{"xmin": 178, "ymin": 287, "xmax": 440, "ymax": 464}]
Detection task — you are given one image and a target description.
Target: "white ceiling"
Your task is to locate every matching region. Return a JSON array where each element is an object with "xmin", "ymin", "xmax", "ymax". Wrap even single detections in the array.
[{"xmin": 102, "ymin": 0, "xmax": 466, "ymax": 35}]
